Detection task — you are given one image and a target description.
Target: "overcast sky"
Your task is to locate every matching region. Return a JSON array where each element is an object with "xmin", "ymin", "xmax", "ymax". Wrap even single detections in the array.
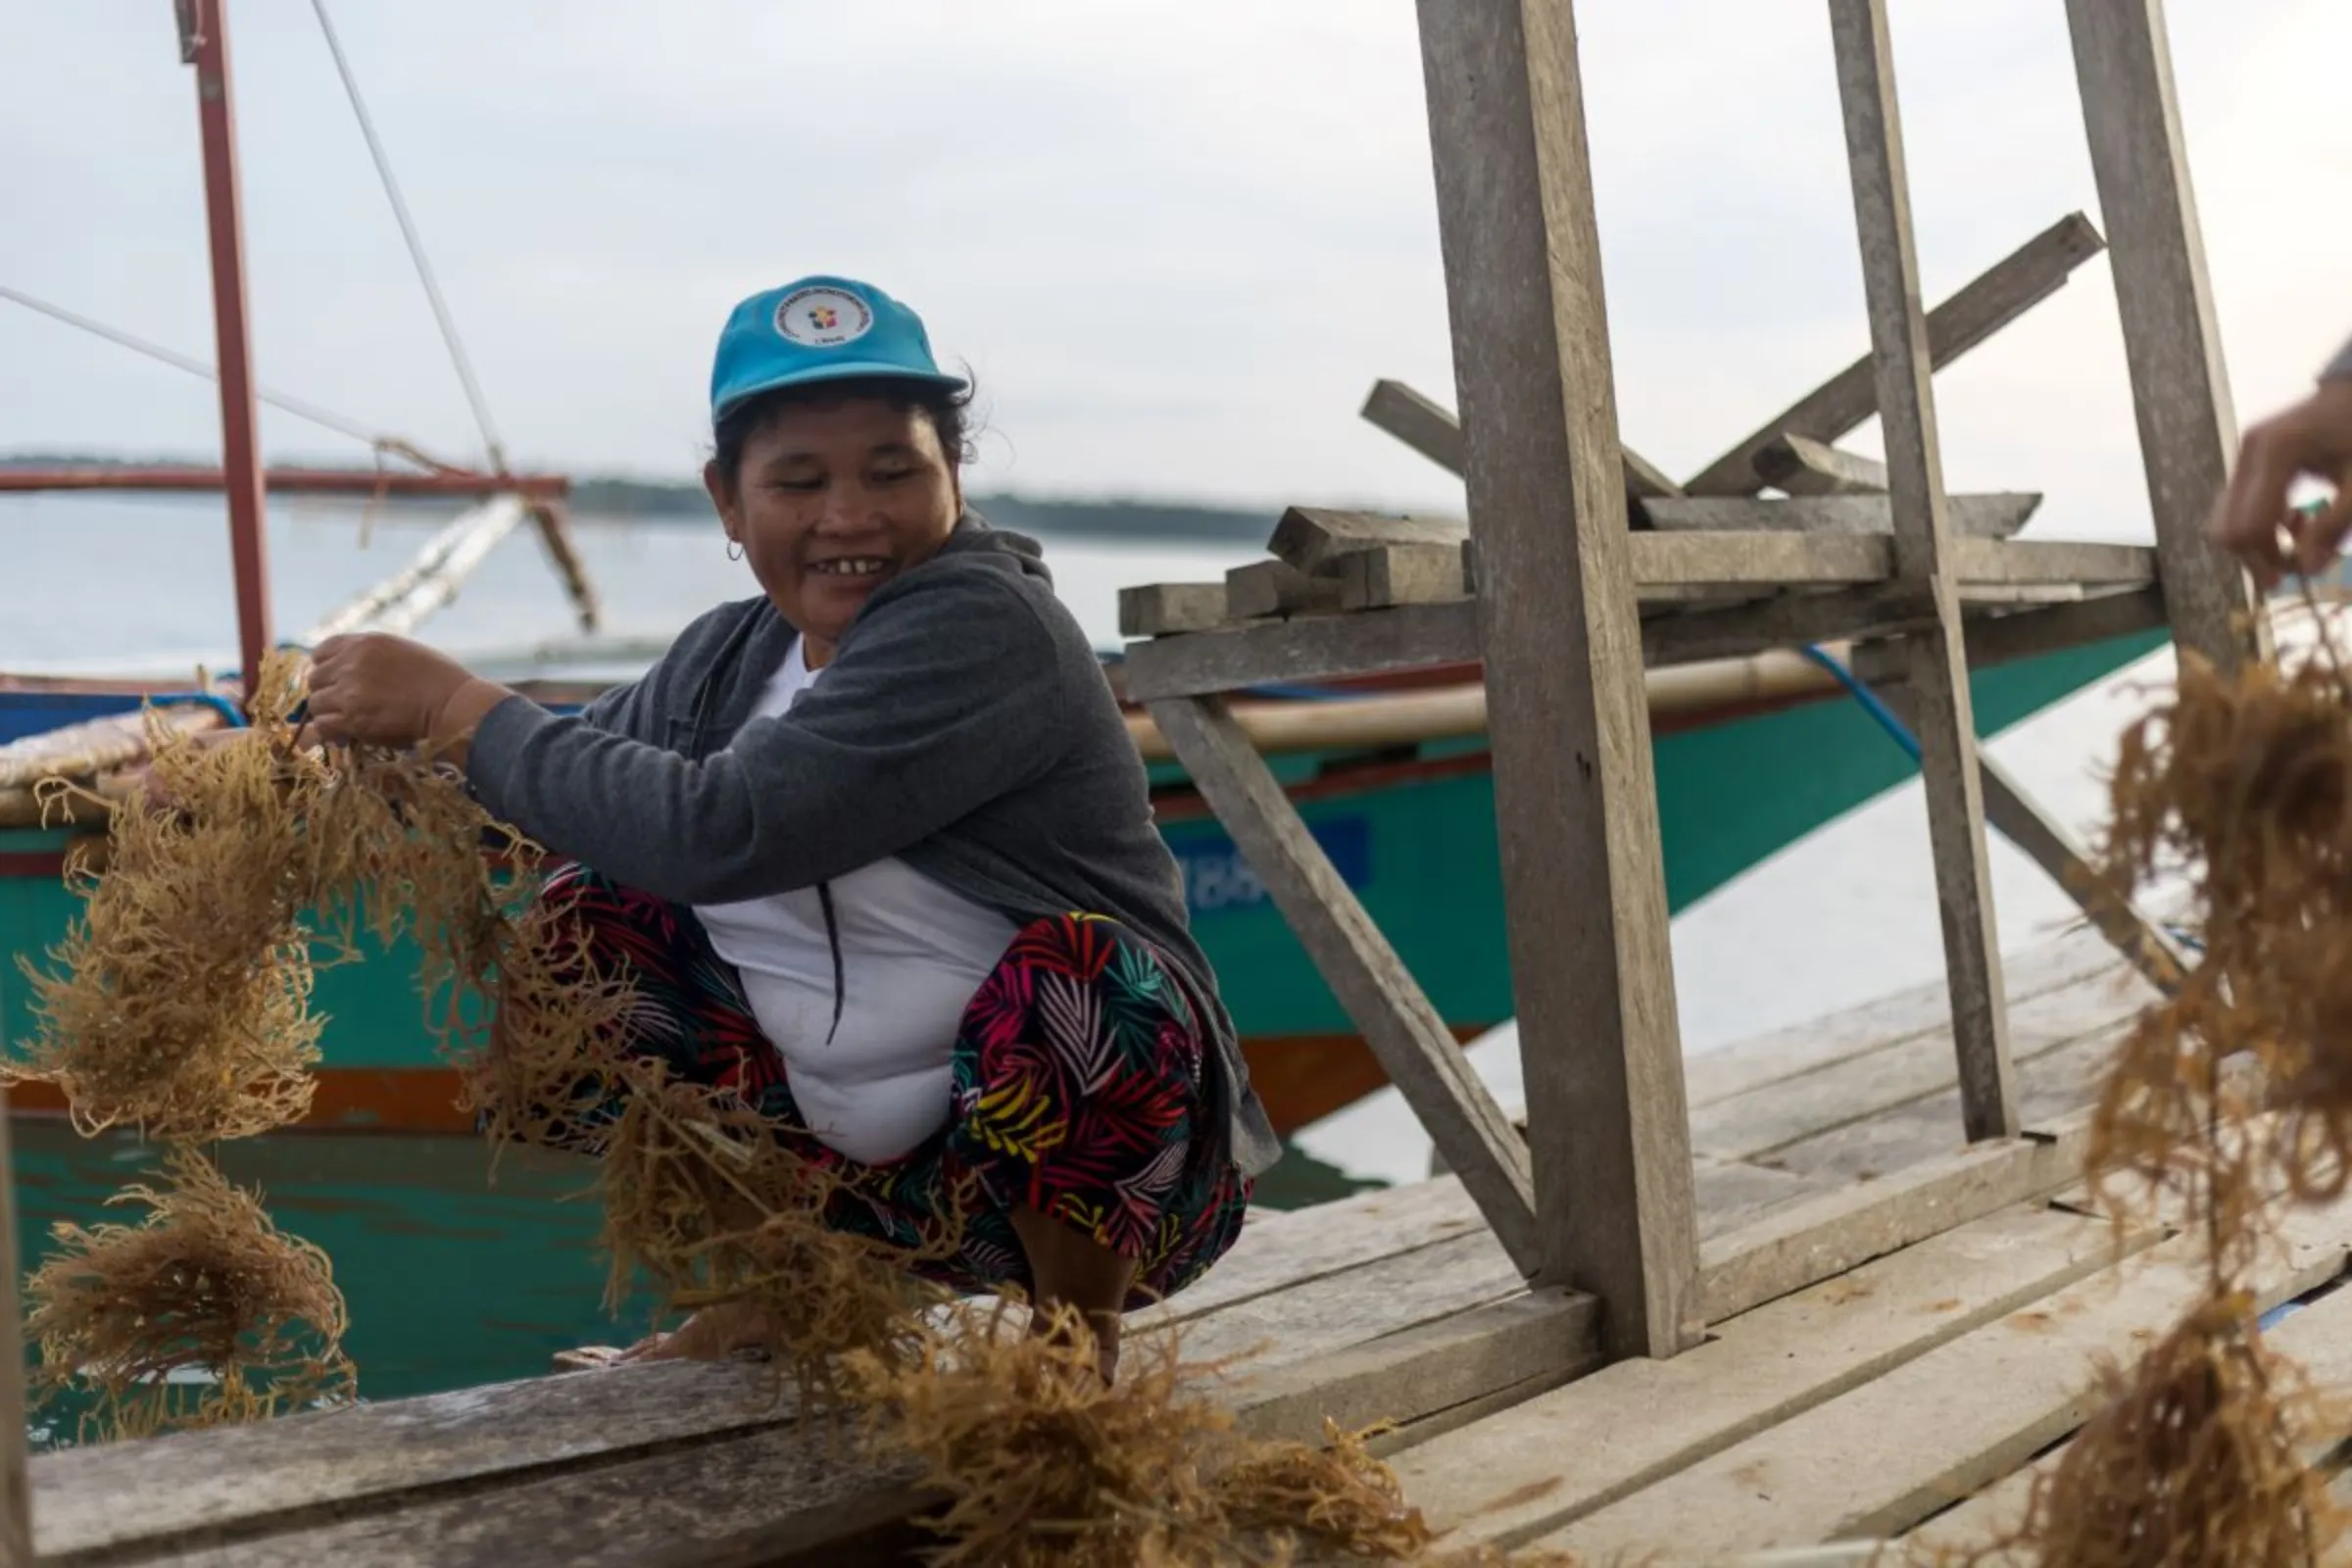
[{"xmin": 2, "ymin": 1, "xmax": 2345, "ymax": 529}]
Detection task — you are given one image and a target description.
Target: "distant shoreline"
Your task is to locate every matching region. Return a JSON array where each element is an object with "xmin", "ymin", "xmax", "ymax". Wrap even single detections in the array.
[{"xmin": 0, "ymin": 452, "xmax": 1283, "ymax": 544}]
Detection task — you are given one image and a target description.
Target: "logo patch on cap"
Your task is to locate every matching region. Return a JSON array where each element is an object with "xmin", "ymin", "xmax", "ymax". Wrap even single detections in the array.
[{"xmin": 774, "ymin": 285, "xmax": 873, "ymax": 348}]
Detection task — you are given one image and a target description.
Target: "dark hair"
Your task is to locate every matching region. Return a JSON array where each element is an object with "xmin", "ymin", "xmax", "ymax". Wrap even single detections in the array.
[{"xmin": 710, "ymin": 372, "xmax": 978, "ymax": 494}]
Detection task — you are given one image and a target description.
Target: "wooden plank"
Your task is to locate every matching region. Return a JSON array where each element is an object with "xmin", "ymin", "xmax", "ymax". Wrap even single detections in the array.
[
  {"xmin": 1225, "ymin": 558, "xmax": 1342, "ymax": 619},
  {"xmin": 1629, "ymin": 529, "xmax": 1888, "ymax": 587},
  {"xmin": 1338, "ymin": 541, "xmax": 1468, "ymax": 610},
  {"xmin": 2063, "ymin": 0, "xmax": 2267, "ymax": 677},
  {"xmin": 1680, "ymin": 926, "xmax": 2127, "ymax": 1111},
  {"xmin": 1359, "ymin": 376, "xmax": 1682, "ymax": 500},
  {"xmin": 1118, "ymin": 581, "xmax": 1229, "ymax": 638},
  {"xmin": 1682, "ymin": 212, "xmax": 2107, "ymax": 498},
  {"xmin": 1268, "ymin": 506, "xmax": 1468, "ymax": 576},
  {"xmin": 1845, "ymin": 582, "xmax": 2167, "ymax": 686},
  {"xmin": 1536, "ymin": 1199, "xmax": 2352, "ymax": 1561},
  {"xmin": 1760, "ymin": 1017, "xmax": 2126, "ymax": 1188},
  {"xmin": 1146, "ymin": 695, "xmax": 1539, "ymax": 1271},
  {"xmin": 1637, "ymin": 584, "xmax": 1936, "ymax": 667},
  {"xmin": 1753, "ymin": 433, "xmax": 1889, "ymax": 496},
  {"xmin": 1948, "ymin": 536, "xmax": 2153, "ymax": 586},
  {"xmin": 1393, "ymin": 1200, "xmax": 2143, "ymax": 1551},
  {"xmin": 1642, "ymin": 493, "xmax": 2037, "ymax": 538},
  {"xmin": 1690, "ymin": 965, "xmax": 2153, "ymax": 1165},
  {"xmin": 1115, "ymin": 543, "xmax": 2157, "ymax": 706},
  {"xmin": 1417, "ymin": 0, "xmax": 1698, "ymax": 1356},
  {"xmin": 1904, "ymin": 1253, "xmax": 2352, "ymax": 1557},
  {"xmin": 1119, "ymin": 599, "xmax": 1478, "ymax": 703},
  {"xmin": 1832, "ymin": 0, "xmax": 2017, "ymax": 1144},
  {"xmin": 1694, "ymin": 1107, "xmax": 2094, "ymax": 1325},
  {"xmin": 1138, "ymin": 1175, "xmax": 1484, "ymax": 1326},
  {"xmin": 0, "ymin": 1092, "xmax": 29, "ymax": 1568},
  {"xmin": 1360, "ymin": 378, "xmax": 1468, "ymax": 473},
  {"xmin": 1233, "ymin": 1288, "xmax": 1598, "ymax": 1452}
]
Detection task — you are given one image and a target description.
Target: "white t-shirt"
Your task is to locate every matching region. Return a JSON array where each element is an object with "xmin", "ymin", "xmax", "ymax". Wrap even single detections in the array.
[{"xmin": 690, "ymin": 637, "xmax": 1021, "ymax": 1164}]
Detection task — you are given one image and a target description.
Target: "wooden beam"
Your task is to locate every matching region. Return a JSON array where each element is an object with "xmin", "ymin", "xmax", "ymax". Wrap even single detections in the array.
[
  {"xmin": 1359, "ymin": 377, "xmax": 1682, "ymax": 499},
  {"xmin": 1337, "ymin": 542, "xmax": 1468, "ymax": 610},
  {"xmin": 1117, "ymin": 582, "xmax": 1228, "ymax": 638},
  {"xmin": 1145, "ymin": 696, "xmax": 1540, "ymax": 1272},
  {"xmin": 1643, "ymin": 492, "xmax": 2038, "ymax": 538},
  {"xmin": 2063, "ymin": 0, "xmax": 2267, "ymax": 677},
  {"xmin": 1268, "ymin": 505, "xmax": 1469, "ymax": 577},
  {"xmin": 1116, "ymin": 545, "xmax": 2158, "ymax": 704},
  {"xmin": 1831, "ymin": 0, "xmax": 2019, "ymax": 1143},
  {"xmin": 1416, "ymin": 0, "xmax": 1698, "ymax": 1357},
  {"xmin": 0, "ymin": 1091, "xmax": 28, "ymax": 1568},
  {"xmin": 1637, "ymin": 585, "xmax": 1937, "ymax": 666},
  {"xmin": 1946, "ymin": 536, "xmax": 2151, "ymax": 585},
  {"xmin": 1224, "ymin": 558, "xmax": 1341, "ymax": 619},
  {"xmin": 1683, "ymin": 212, "xmax": 2108, "ymax": 498},
  {"xmin": 1359, "ymin": 379, "xmax": 1468, "ymax": 474},
  {"xmin": 1695, "ymin": 1109, "xmax": 2092, "ymax": 1323},
  {"xmin": 1260, "ymin": 511, "xmax": 2148, "ymax": 591},
  {"xmin": 1753, "ymin": 433, "xmax": 1889, "ymax": 496},
  {"xmin": 1846, "ymin": 582, "xmax": 2166, "ymax": 685},
  {"xmin": 1119, "ymin": 599, "xmax": 1478, "ymax": 703}
]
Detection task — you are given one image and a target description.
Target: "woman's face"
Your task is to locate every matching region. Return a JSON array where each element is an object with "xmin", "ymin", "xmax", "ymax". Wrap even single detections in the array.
[{"xmin": 705, "ymin": 394, "xmax": 963, "ymax": 659}]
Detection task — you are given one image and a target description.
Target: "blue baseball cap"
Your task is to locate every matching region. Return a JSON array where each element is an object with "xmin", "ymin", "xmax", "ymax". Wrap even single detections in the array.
[{"xmin": 709, "ymin": 274, "xmax": 966, "ymax": 422}]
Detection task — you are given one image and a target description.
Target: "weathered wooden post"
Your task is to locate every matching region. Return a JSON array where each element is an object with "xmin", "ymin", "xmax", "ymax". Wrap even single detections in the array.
[
  {"xmin": 2063, "ymin": 0, "xmax": 2269, "ymax": 674},
  {"xmin": 1826, "ymin": 0, "xmax": 2019, "ymax": 1142},
  {"xmin": 0, "ymin": 1091, "xmax": 32, "ymax": 1566},
  {"xmin": 1413, "ymin": 0, "xmax": 1700, "ymax": 1357}
]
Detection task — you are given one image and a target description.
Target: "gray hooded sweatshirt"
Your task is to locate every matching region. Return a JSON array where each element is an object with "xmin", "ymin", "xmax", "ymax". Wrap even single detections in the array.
[{"xmin": 464, "ymin": 512, "xmax": 1283, "ymax": 1181}]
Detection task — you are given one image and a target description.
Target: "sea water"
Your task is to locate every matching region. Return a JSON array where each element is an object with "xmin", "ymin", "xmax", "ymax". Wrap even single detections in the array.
[{"xmin": 0, "ymin": 492, "xmax": 2178, "ymax": 1428}]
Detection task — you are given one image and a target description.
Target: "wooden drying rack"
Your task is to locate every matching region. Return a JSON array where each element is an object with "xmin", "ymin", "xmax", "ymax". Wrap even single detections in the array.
[{"xmin": 1114, "ymin": 0, "xmax": 2263, "ymax": 1362}]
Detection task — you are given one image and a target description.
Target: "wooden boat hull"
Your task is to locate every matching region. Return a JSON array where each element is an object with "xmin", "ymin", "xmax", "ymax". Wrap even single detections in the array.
[{"xmin": 0, "ymin": 624, "xmax": 2163, "ymax": 1139}]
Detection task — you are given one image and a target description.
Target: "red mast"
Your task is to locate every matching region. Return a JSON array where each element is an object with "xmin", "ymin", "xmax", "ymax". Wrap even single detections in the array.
[{"xmin": 178, "ymin": 0, "xmax": 273, "ymax": 694}]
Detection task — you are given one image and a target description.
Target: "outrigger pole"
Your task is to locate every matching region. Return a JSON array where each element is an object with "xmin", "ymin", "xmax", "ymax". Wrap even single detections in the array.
[{"xmin": 176, "ymin": 0, "xmax": 273, "ymax": 699}]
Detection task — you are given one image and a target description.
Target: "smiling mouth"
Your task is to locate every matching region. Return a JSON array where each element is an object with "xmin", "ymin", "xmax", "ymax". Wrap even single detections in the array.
[{"xmin": 810, "ymin": 558, "xmax": 891, "ymax": 578}]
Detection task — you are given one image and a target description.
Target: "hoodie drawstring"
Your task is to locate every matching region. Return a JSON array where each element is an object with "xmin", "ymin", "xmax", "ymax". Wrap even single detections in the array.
[{"xmin": 815, "ymin": 879, "xmax": 847, "ymax": 1047}]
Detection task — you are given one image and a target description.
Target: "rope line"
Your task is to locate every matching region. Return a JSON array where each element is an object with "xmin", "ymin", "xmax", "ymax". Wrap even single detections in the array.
[
  {"xmin": 0, "ymin": 281, "xmax": 430, "ymax": 466},
  {"xmin": 309, "ymin": 0, "xmax": 509, "ymax": 473}
]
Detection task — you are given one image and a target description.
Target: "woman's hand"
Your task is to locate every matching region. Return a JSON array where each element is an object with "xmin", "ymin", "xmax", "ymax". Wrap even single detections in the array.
[
  {"xmin": 2209, "ymin": 378, "xmax": 2352, "ymax": 589},
  {"xmin": 302, "ymin": 634, "xmax": 513, "ymax": 759}
]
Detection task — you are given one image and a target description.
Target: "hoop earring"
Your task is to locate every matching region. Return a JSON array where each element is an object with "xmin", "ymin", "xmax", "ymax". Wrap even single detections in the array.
[{"xmin": 725, "ymin": 539, "xmax": 744, "ymax": 562}]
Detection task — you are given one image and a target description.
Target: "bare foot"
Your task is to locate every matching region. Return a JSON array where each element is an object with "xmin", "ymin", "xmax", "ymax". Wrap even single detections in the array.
[{"xmin": 552, "ymin": 1301, "xmax": 773, "ymax": 1373}]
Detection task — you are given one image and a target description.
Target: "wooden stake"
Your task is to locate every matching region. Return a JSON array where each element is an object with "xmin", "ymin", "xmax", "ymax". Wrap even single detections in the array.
[
  {"xmin": 1146, "ymin": 696, "xmax": 1541, "ymax": 1274},
  {"xmin": 2062, "ymin": 0, "xmax": 2268, "ymax": 677},
  {"xmin": 1829, "ymin": 0, "xmax": 2019, "ymax": 1142},
  {"xmin": 0, "ymin": 1090, "xmax": 32, "ymax": 1567},
  {"xmin": 1415, "ymin": 0, "xmax": 1698, "ymax": 1356}
]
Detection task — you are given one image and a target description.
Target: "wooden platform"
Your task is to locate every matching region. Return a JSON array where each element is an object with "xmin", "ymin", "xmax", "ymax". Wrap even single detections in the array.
[{"xmin": 21, "ymin": 919, "xmax": 2309, "ymax": 1568}]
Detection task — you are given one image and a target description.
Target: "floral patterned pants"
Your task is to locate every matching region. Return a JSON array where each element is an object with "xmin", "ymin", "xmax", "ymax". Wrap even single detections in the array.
[{"xmin": 518, "ymin": 863, "xmax": 1253, "ymax": 1309}]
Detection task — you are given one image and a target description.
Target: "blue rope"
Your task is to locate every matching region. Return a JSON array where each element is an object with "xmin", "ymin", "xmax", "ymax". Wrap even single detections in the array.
[
  {"xmin": 1799, "ymin": 642, "xmax": 2209, "ymax": 955},
  {"xmin": 1797, "ymin": 643, "xmax": 1921, "ymax": 763}
]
